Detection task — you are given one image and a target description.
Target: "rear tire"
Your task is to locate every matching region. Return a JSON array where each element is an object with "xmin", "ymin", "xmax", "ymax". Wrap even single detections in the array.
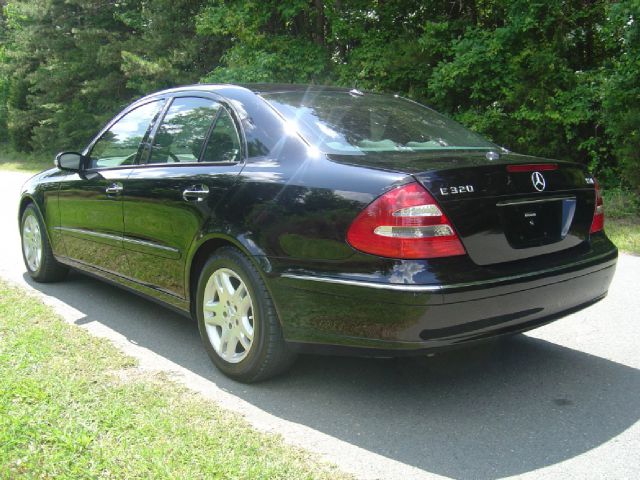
[
  {"xmin": 20, "ymin": 204, "xmax": 69, "ymax": 283},
  {"xmin": 195, "ymin": 247, "xmax": 296, "ymax": 382}
]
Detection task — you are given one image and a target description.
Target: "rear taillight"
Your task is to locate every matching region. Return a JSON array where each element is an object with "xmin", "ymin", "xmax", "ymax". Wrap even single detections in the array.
[
  {"xmin": 346, "ymin": 182, "xmax": 466, "ymax": 259},
  {"xmin": 590, "ymin": 179, "xmax": 605, "ymax": 233}
]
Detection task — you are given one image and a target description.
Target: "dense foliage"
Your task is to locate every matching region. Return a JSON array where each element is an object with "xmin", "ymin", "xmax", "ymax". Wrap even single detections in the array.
[{"xmin": 0, "ymin": 0, "xmax": 638, "ymax": 189}]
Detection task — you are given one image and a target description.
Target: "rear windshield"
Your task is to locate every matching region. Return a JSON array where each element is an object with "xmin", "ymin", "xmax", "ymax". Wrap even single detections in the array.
[{"xmin": 262, "ymin": 91, "xmax": 496, "ymax": 155}]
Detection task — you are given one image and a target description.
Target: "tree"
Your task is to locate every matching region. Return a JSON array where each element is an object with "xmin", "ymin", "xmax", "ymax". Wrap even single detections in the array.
[
  {"xmin": 601, "ymin": 0, "xmax": 640, "ymax": 189},
  {"xmin": 0, "ymin": 0, "xmax": 638, "ymax": 190}
]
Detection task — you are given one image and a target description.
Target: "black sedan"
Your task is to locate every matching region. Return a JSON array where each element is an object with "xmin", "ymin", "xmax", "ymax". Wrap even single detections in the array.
[{"xmin": 18, "ymin": 84, "xmax": 617, "ymax": 382}]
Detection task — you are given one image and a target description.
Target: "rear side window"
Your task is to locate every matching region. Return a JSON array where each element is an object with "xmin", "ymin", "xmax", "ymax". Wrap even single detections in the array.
[
  {"xmin": 89, "ymin": 100, "xmax": 164, "ymax": 169},
  {"xmin": 147, "ymin": 97, "xmax": 220, "ymax": 164},
  {"xmin": 202, "ymin": 108, "xmax": 241, "ymax": 163}
]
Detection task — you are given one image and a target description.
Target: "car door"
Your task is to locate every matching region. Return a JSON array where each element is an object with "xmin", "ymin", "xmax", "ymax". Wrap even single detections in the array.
[
  {"xmin": 121, "ymin": 94, "xmax": 245, "ymax": 298},
  {"xmin": 56, "ymin": 99, "xmax": 166, "ymax": 275}
]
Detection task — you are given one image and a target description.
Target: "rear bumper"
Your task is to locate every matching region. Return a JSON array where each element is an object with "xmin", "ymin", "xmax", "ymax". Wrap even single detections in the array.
[{"xmin": 270, "ymin": 243, "xmax": 617, "ymax": 354}]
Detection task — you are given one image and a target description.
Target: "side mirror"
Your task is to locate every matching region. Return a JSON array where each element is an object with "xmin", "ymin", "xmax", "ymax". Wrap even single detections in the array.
[{"xmin": 55, "ymin": 152, "xmax": 84, "ymax": 172}]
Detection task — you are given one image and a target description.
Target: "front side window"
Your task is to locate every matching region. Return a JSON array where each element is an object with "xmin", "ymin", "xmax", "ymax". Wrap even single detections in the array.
[
  {"xmin": 89, "ymin": 100, "xmax": 164, "ymax": 169},
  {"xmin": 147, "ymin": 97, "xmax": 220, "ymax": 164}
]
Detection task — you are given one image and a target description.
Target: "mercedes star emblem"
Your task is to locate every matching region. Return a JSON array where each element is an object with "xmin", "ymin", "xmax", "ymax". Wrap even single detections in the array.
[{"xmin": 531, "ymin": 171, "xmax": 546, "ymax": 192}]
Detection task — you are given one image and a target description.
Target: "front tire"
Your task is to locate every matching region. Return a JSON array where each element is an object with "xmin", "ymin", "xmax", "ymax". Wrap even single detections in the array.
[
  {"xmin": 195, "ymin": 247, "xmax": 296, "ymax": 382},
  {"xmin": 20, "ymin": 204, "xmax": 69, "ymax": 282}
]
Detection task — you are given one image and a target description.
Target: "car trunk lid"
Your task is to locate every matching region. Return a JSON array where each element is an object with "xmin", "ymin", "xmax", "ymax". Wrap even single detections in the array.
[
  {"xmin": 411, "ymin": 155, "xmax": 595, "ymax": 265},
  {"xmin": 329, "ymin": 149, "xmax": 596, "ymax": 265}
]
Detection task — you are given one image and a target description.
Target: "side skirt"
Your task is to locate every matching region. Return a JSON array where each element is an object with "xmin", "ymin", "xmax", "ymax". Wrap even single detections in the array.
[{"xmin": 55, "ymin": 255, "xmax": 192, "ymax": 319}]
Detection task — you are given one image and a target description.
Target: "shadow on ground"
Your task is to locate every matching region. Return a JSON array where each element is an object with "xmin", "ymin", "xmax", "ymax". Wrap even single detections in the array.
[{"xmin": 25, "ymin": 270, "xmax": 640, "ymax": 479}]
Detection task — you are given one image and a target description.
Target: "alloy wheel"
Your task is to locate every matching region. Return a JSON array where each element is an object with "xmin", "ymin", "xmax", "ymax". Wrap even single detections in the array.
[
  {"xmin": 22, "ymin": 214, "xmax": 43, "ymax": 272},
  {"xmin": 202, "ymin": 268, "xmax": 255, "ymax": 363}
]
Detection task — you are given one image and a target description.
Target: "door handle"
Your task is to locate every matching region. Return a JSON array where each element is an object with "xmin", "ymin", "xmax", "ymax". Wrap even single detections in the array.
[
  {"xmin": 182, "ymin": 184, "xmax": 209, "ymax": 202},
  {"xmin": 105, "ymin": 183, "xmax": 123, "ymax": 195}
]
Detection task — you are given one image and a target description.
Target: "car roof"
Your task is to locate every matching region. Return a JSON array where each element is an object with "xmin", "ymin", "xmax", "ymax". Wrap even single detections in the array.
[
  {"xmin": 148, "ymin": 83, "xmax": 360, "ymax": 98},
  {"xmin": 239, "ymin": 83, "xmax": 354, "ymax": 94}
]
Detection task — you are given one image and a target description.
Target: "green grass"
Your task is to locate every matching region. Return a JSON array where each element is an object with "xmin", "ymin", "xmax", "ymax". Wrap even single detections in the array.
[
  {"xmin": 603, "ymin": 187, "xmax": 640, "ymax": 255},
  {"xmin": 0, "ymin": 149, "xmax": 53, "ymax": 173},
  {"xmin": 0, "ymin": 281, "xmax": 349, "ymax": 480},
  {"xmin": 605, "ymin": 218, "xmax": 640, "ymax": 254}
]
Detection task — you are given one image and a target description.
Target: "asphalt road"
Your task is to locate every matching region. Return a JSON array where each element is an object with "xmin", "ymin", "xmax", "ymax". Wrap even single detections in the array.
[{"xmin": 1, "ymin": 170, "xmax": 639, "ymax": 480}]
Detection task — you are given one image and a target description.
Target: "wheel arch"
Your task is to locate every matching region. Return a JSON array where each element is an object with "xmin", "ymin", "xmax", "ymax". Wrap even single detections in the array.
[
  {"xmin": 185, "ymin": 233, "xmax": 272, "ymax": 317},
  {"xmin": 18, "ymin": 195, "xmax": 54, "ymax": 245},
  {"xmin": 18, "ymin": 195, "xmax": 36, "ymax": 225}
]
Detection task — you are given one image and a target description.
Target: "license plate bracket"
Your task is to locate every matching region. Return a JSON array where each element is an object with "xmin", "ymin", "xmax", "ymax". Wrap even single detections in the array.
[{"xmin": 498, "ymin": 197, "xmax": 576, "ymax": 249}]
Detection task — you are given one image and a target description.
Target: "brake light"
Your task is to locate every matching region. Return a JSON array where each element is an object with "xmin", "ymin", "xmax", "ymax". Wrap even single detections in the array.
[
  {"xmin": 506, "ymin": 163, "xmax": 558, "ymax": 172},
  {"xmin": 346, "ymin": 182, "xmax": 466, "ymax": 259},
  {"xmin": 590, "ymin": 179, "xmax": 605, "ymax": 233}
]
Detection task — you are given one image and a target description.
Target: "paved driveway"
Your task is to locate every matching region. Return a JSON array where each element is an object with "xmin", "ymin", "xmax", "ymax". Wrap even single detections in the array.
[{"xmin": 2, "ymin": 170, "xmax": 639, "ymax": 479}]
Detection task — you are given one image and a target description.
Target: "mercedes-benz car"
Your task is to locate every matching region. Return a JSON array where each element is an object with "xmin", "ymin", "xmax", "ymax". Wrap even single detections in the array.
[{"xmin": 18, "ymin": 84, "xmax": 617, "ymax": 382}]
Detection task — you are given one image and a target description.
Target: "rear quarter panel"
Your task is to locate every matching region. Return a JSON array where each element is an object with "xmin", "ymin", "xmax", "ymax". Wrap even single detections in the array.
[{"xmin": 225, "ymin": 145, "xmax": 410, "ymax": 263}]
